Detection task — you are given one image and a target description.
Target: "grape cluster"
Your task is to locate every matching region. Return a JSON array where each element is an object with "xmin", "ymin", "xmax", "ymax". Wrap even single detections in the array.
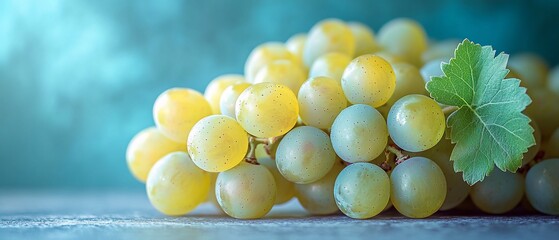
[{"xmin": 126, "ymin": 18, "xmax": 559, "ymax": 219}]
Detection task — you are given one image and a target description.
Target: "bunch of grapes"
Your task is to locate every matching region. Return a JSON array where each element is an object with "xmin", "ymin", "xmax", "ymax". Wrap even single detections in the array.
[{"xmin": 126, "ymin": 18, "xmax": 559, "ymax": 219}]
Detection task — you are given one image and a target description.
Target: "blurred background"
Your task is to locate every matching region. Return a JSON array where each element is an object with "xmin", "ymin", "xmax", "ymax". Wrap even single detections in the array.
[{"xmin": 1, "ymin": 0, "xmax": 558, "ymax": 191}]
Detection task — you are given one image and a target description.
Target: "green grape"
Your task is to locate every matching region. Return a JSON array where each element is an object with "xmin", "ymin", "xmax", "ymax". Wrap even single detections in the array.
[
  {"xmin": 285, "ymin": 33, "xmax": 307, "ymax": 61},
  {"xmin": 546, "ymin": 129, "xmax": 559, "ymax": 158},
  {"xmin": 348, "ymin": 22, "xmax": 379, "ymax": 57},
  {"xmin": 235, "ymin": 83, "xmax": 299, "ymax": 138},
  {"xmin": 341, "ymin": 54, "xmax": 396, "ymax": 107},
  {"xmin": 295, "ymin": 161, "xmax": 344, "ymax": 215},
  {"xmin": 387, "ymin": 94, "xmax": 445, "ymax": 152},
  {"xmin": 126, "ymin": 127, "xmax": 186, "ymax": 182},
  {"xmin": 146, "ymin": 152, "xmax": 210, "ymax": 216},
  {"xmin": 373, "ymin": 50, "xmax": 406, "ymax": 65},
  {"xmin": 377, "ymin": 18, "xmax": 428, "ymax": 66},
  {"xmin": 298, "ymin": 76, "xmax": 348, "ymax": 130},
  {"xmin": 525, "ymin": 89, "xmax": 559, "ymax": 139},
  {"xmin": 415, "ymin": 138, "xmax": 470, "ymax": 211},
  {"xmin": 420, "ymin": 59, "xmax": 445, "ymax": 83},
  {"xmin": 334, "ymin": 162, "xmax": 390, "ymax": 219},
  {"xmin": 421, "ymin": 40, "xmax": 460, "ymax": 63},
  {"xmin": 330, "ymin": 104, "xmax": 388, "ymax": 163},
  {"xmin": 385, "ymin": 62, "xmax": 427, "ymax": 107},
  {"xmin": 309, "ymin": 52, "xmax": 352, "ymax": 82},
  {"xmin": 153, "ymin": 88, "xmax": 213, "ymax": 142},
  {"xmin": 253, "ymin": 60, "xmax": 306, "ymax": 95},
  {"xmin": 470, "ymin": 169, "xmax": 524, "ymax": 214},
  {"xmin": 219, "ymin": 82, "xmax": 252, "ymax": 119},
  {"xmin": 303, "ymin": 19, "xmax": 355, "ymax": 67},
  {"xmin": 276, "ymin": 126, "xmax": 336, "ymax": 184},
  {"xmin": 245, "ymin": 42, "xmax": 302, "ymax": 82},
  {"xmin": 204, "ymin": 74, "xmax": 245, "ymax": 114},
  {"xmin": 216, "ymin": 162, "xmax": 276, "ymax": 219},
  {"xmin": 549, "ymin": 65, "xmax": 559, "ymax": 95},
  {"xmin": 390, "ymin": 157, "xmax": 447, "ymax": 218},
  {"xmin": 508, "ymin": 53, "xmax": 549, "ymax": 89},
  {"xmin": 522, "ymin": 121, "xmax": 541, "ymax": 166},
  {"xmin": 187, "ymin": 115, "xmax": 248, "ymax": 172},
  {"xmin": 525, "ymin": 159, "xmax": 559, "ymax": 215},
  {"xmin": 260, "ymin": 157, "xmax": 295, "ymax": 204}
]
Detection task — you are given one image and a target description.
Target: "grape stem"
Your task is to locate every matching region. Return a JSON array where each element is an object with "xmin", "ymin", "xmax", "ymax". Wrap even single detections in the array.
[
  {"xmin": 386, "ymin": 144, "xmax": 410, "ymax": 165},
  {"xmin": 442, "ymin": 106, "xmax": 458, "ymax": 115},
  {"xmin": 244, "ymin": 136, "xmax": 259, "ymax": 165},
  {"xmin": 379, "ymin": 150, "xmax": 392, "ymax": 171},
  {"xmin": 263, "ymin": 136, "xmax": 281, "ymax": 160}
]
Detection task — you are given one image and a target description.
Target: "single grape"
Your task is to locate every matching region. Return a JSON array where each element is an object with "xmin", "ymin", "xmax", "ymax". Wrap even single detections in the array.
[
  {"xmin": 414, "ymin": 138, "xmax": 470, "ymax": 211},
  {"xmin": 348, "ymin": 22, "xmax": 379, "ymax": 57},
  {"xmin": 522, "ymin": 121, "xmax": 541, "ymax": 166},
  {"xmin": 253, "ymin": 60, "xmax": 306, "ymax": 95},
  {"xmin": 330, "ymin": 104, "xmax": 388, "ymax": 163},
  {"xmin": 219, "ymin": 82, "xmax": 252, "ymax": 119},
  {"xmin": 334, "ymin": 162, "xmax": 390, "ymax": 219},
  {"xmin": 546, "ymin": 129, "xmax": 559, "ymax": 158},
  {"xmin": 373, "ymin": 51, "xmax": 405, "ymax": 64},
  {"xmin": 390, "ymin": 157, "xmax": 447, "ymax": 218},
  {"xmin": 303, "ymin": 19, "xmax": 355, "ymax": 67},
  {"xmin": 260, "ymin": 157, "xmax": 295, "ymax": 204},
  {"xmin": 216, "ymin": 162, "xmax": 276, "ymax": 219},
  {"xmin": 470, "ymin": 169, "xmax": 524, "ymax": 214},
  {"xmin": 377, "ymin": 18, "xmax": 428, "ymax": 66},
  {"xmin": 421, "ymin": 40, "xmax": 460, "ymax": 63},
  {"xmin": 525, "ymin": 159, "xmax": 559, "ymax": 215},
  {"xmin": 276, "ymin": 126, "xmax": 336, "ymax": 184},
  {"xmin": 146, "ymin": 152, "xmax": 210, "ymax": 216},
  {"xmin": 341, "ymin": 54, "xmax": 396, "ymax": 107},
  {"xmin": 385, "ymin": 62, "xmax": 427, "ymax": 107},
  {"xmin": 420, "ymin": 59, "xmax": 445, "ymax": 83},
  {"xmin": 235, "ymin": 83, "xmax": 299, "ymax": 138},
  {"xmin": 245, "ymin": 42, "xmax": 302, "ymax": 82},
  {"xmin": 205, "ymin": 173, "xmax": 223, "ymax": 212},
  {"xmin": 298, "ymin": 76, "xmax": 348, "ymax": 130},
  {"xmin": 295, "ymin": 160, "xmax": 344, "ymax": 215},
  {"xmin": 387, "ymin": 94, "xmax": 445, "ymax": 152},
  {"xmin": 285, "ymin": 33, "xmax": 307, "ymax": 61},
  {"xmin": 153, "ymin": 88, "xmax": 212, "ymax": 142},
  {"xmin": 126, "ymin": 127, "xmax": 186, "ymax": 182},
  {"xmin": 187, "ymin": 115, "xmax": 248, "ymax": 172},
  {"xmin": 549, "ymin": 65, "xmax": 559, "ymax": 95},
  {"xmin": 309, "ymin": 52, "xmax": 352, "ymax": 83},
  {"xmin": 204, "ymin": 74, "xmax": 245, "ymax": 114},
  {"xmin": 508, "ymin": 53, "xmax": 549, "ymax": 89}
]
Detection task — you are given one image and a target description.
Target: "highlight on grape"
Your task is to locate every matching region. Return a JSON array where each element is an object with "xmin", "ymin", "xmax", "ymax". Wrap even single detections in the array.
[{"xmin": 126, "ymin": 18, "xmax": 559, "ymax": 219}]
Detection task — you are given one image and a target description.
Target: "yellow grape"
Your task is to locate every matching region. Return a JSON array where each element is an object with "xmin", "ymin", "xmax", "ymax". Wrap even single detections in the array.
[
  {"xmin": 285, "ymin": 33, "xmax": 307, "ymax": 60},
  {"xmin": 187, "ymin": 115, "xmax": 249, "ymax": 172},
  {"xmin": 244, "ymin": 42, "xmax": 302, "ymax": 82},
  {"xmin": 508, "ymin": 53, "xmax": 549, "ymax": 89},
  {"xmin": 235, "ymin": 83, "xmax": 299, "ymax": 138},
  {"xmin": 219, "ymin": 82, "xmax": 252, "ymax": 119},
  {"xmin": 377, "ymin": 18, "xmax": 428, "ymax": 66},
  {"xmin": 153, "ymin": 88, "xmax": 212, "ymax": 142},
  {"xmin": 341, "ymin": 54, "xmax": 396, "ymax": 107},
  {"xmin": 260, "ymin": 157, "xmax": 295, "ymax": 204},
  {"xmin": 522, "ymin": 121, "xmax": 541, "ymax": 166},
  {"xmin": 216, "ymin": 162, "xmax": 276, "ymax": 219},
  {"xmin": 295, "ymin": 161, "xmax": 344, "ymax": 215},
  {"xmin": 126, "ymin": 127, "xmax": 186, "ymax": 182},
  {"xmin": 253, "ymin": 60, "xmax": 306, "ymax": 95},
  {"xmin": 204, "ymin": 74, "xmax": 245, "ymax": 114},
  {"xmin": 146, "ymin": 152, "xmax": 210, "ymax": 216},
  {"xmin": 298, "ymin": 76, "xmax": 348, "ymax": 130},
  {"xmin": 385, "ymin": 62, "xmax": 427, "ymax": 107},
  {"xmin": 309, "ymin": 52, "xmax": 352, "ymax": 83},
  {"xmin": 348, "ymin": 22, "xmax": 379, "ymax": 57},
  {"xmin": 303, "ymin": 19, "xmax": 355, "ymax": 67},
  {"xmin": 421, "ymin": 39, "xmax": 460, "ymax": 63}
]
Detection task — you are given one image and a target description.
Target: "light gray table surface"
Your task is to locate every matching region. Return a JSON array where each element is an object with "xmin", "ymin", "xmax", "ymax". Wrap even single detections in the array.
[{"xmin": 1, "ymin": 191, "xmax": 558, "ymax": 240}]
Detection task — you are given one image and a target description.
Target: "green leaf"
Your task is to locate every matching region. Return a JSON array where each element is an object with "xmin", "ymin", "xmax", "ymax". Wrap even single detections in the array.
[{"xmin": 426, "ymin": 39, "xmax": 535, "ymax": 185}]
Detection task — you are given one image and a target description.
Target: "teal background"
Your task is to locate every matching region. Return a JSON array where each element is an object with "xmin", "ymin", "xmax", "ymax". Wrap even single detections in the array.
[{"xmin": 1, "ymin": 0, "xmax": 558, "ymax": 190}]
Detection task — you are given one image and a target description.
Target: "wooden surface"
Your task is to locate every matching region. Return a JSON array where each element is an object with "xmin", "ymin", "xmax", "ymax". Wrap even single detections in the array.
[{"xmin": 1, "ymin": 191, "xmax": 558, "ymax": 240}]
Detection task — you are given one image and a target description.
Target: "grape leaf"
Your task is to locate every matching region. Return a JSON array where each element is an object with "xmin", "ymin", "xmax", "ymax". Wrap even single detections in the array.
[{"xmin": 426, "ymin": 39, "xmax": 535, "ymax": 185}]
